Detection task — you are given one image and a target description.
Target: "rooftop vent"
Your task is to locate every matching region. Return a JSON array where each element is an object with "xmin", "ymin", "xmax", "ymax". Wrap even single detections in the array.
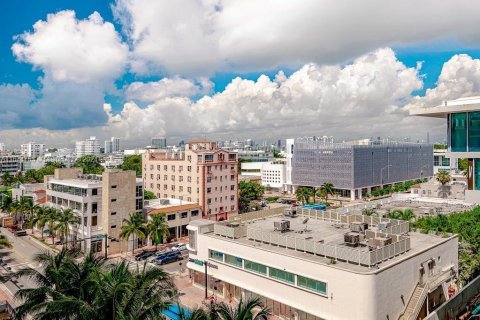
[
  {"xmin": 378, "ymin": 221, "xmax": 391, "ymax": 232},
  {"xmin": 344, "ymin": 232, "xmax": 360, "ymax": 247},
  {"xmin": 368, "ymin": 236, "xmax": 392, "ymax": 248},
  {"xmin": 284, "ymin": 207, "xmax": 297, "ymax": 217},
  {"xmin": 274, "ymin": 220, "xmax": 290, "ymax": 233},
  {"xmin": 350, "ymin": 222, "xmax": 368, "ymax": 233}
]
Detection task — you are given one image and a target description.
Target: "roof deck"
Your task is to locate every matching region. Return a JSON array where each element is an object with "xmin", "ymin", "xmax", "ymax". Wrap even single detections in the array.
[{"xmin": 410, "ymin": 96, "xmax": 480, "ymax": 118}]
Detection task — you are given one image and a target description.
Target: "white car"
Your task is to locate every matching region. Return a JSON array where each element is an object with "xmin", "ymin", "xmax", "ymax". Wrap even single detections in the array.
[{"xmin": 171, "ymin": 243, "xmax": 187, "ymax": 252}]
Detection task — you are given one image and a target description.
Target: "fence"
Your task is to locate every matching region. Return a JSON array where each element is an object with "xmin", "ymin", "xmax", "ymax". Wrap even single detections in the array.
[
  {"xmin": 228, "ymin": 206, "xmax": 284, "ymax": 223},
  {"xmin": 246, "ymin": 227, "xmax": 411, "ymax": 267},
  {"xmin": 213, "ymin": 223, "xmax": 247, "ymax": 239}
]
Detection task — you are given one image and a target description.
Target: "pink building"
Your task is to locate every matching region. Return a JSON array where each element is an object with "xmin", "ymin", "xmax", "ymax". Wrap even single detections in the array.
[{"xmin": 142, "ymin": 139, "xmax": 238, "ymax": 221}]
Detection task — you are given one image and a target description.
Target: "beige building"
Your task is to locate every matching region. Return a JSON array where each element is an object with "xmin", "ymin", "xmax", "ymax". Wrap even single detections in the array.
[
  {"xmin": 45, "ymin": 168, "xmax": 143, "ymax": 255},
  {"xmin": 143, "ymin": 139, "xmax": 238, "ymax": 221}
]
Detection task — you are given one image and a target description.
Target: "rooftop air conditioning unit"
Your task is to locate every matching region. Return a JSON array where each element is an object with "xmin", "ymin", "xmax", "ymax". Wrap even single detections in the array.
[
  {"xmin": 274, "ymin": 220, "xmax": 290, "ymax": 233},
  {"xmin": 369, "ymin": 236, "xmax": 393, "ymax": 248},
  {"xmin": 284, "ymin": 207, "xmax": 297, "ymax": 217},
  {"xmin": 344, "ymin": 232, "xmax": 360, "ymax": 247},
  {"xmin": 378, "ymin": 221, "xmax": 392, "ymax": 232},
  {"xmin": 350, "ymin": 222, "xmax": 368, "ymax": 233}
]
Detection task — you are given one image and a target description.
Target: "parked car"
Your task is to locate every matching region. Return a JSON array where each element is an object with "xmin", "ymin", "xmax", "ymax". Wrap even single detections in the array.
[
  {"xmin": 146, "ymin": 249, "xmax": 170, "ymax": 262},
  {"xmin": 14, "ymin": 230, "xmax": 27, "ymax": 237},
  {"xmin": 155, "ymin": 251, "xmax": 182, "ymax": 265},
  {"xmin": 135, "ymin": 250, "xmax": 157, "ymax": 261},
  {"xmin": 171, "ymin": 243, "xmax": 187, "ymax": 252}
]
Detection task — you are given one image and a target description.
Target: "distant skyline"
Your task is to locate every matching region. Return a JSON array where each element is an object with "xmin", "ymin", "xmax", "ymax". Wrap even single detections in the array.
[{"xmin": 1, "ymin": 0, "xmax": 480, "ymax": 147}]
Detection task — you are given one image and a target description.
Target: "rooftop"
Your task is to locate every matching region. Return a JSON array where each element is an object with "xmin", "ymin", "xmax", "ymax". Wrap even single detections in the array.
[
  {"xmin": 410, "ymin": 96, "xmax": 480, "ymax": 118},
  {"xmin": 199, "ymin": 207, "xmax": 456, "ymax": 274},
  {"xmin": 145, "ymin": 198, "xmax": 201, "ymax": 215}
]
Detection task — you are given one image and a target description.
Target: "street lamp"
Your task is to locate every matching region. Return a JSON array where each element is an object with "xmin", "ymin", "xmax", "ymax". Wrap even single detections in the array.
[{"xmin": 380, "ymin": 165, "xmax": 392, "ymax": 187}]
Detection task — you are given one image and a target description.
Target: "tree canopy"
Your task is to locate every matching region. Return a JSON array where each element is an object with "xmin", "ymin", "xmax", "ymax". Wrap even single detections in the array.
[
  {"xmin": 120, "ymin": 155, "xmax": 142, "ymax": 176},
  {"xmin": 74, "ymin": 155, "xmax": 104, "ymax": 174},
  {"xmin": 239, "ymin": 181, "xmax": 265, "ymax": 213}
]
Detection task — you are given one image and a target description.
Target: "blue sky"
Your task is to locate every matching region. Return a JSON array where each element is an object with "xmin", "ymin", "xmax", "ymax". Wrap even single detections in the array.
[{"xmin": 1, "ymin": 0, "xmax": 480, "ymax": 147}]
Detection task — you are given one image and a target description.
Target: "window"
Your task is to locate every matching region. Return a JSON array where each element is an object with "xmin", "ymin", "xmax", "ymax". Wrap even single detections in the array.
[
  {"xmin": 111, "ymin": 225, "xmax": 117, "ymax": 229},
  {"xmin": 297, "ymin": 276, "xmax": 327, "ymax": 295},
  {"xmin": 228, "ymin": 154, "xmax": 236, "ymax": 161},
  {"xmin": 92, "ymin": 188, "xmax": 98, "ymax": 196},
  {"xmin": 164, "ymin": 165, "xmax": 168, "ymax": 170},
  {"xmin": 245, "ymin": 260, "xmax": 267, "ymax": 275},
  {"xmin": 191, "ymin": 210, "xmax": 199, "ymax": 217},
  {"xmin": 269, "ymin": 267, "xmax": 295, "ymax": 284},
  {"xmin": 157, "ymin": 165, "xmax": 161, "ymax": 170},
  {"xmin": 207, "ymin": 198, "xmax": 212, "ymax": 204},
  {"xmin": 171, "ymin": 185, "xmax": 175, "ymax": 191},
  {"xmin": 188, "ymin": 176, "xmax": 192, "ymax": 182},
  {"xmin": 111, "ymin": 199, "xmax": 117, "ymax": 202},
  {"xmin": 92, "ymin": 216, "xmax": 98, "ymax": 226},
  {"xmin": 209, "ymin": 250, "xmax": 223, "ymax": 262},
  {"xmin": 92, "ymin": 203, "xmax": 98, "ymax": 213},
  {"xmin": 136, "ymin": 198, "xmax": 143, "ymax": 210},
  {"xmin": 187, "ymin": 187, "xmax": 191, "ymax": 193},
  {"xmin": 171, "ymin": 175, "xmax": 175, "ymax": 181},
  {"xmin": 111, "ymin": 212, "xmax": 117, "ymax": 216},
  {"xmin": 231, "ymin": 185, "xmax": 235, "ymax": 191},
  {"xmin": 164, "ymin": 175, "xmax": 168, "ymax": 180},
  {"xmin": 111, "ymin": 185, "xmax": 117, "ymax": 189},
  {"xmin": 179, "ymin": 186, "xmax": 183, "ymax": 192},
  {"xmin": 451, "ymin": 113, "xmax": 467, "ymax": 152},
  {"xmin": 230, "ymin": 175, "xmax": 235, "ymax": 181},
  {"xmin": 181, "ymin": 212, "xmax": 188, "ymax": 218},
  {"xmin": 136, "ymin": 186, "xmax": 143, "ymax": 197},
  {"xmin": 167, "ymin": 214, "xmax": 176, "ymax": 221},
  {"xmin": 225, "ymin": 254, "xmax": 243, "ymax": 267},
  {"xmin": 83, "ymin": 217, "xmax": 87, "ymax": 226},
  {"xmin": 469, "ymin": 112, "xmax": 480, "ymax": 151},
  {"xmin": 207, "ymin": 187, "xmax": 212, "ymax": 193},
  {"xmin": 230, "ymin": 195, "xmax": 235, "ymax": 201},
  {"xmin": 230, "ymin": 205, "xmax": 235, "ymax": 211},
  {"xmin": 179, "ymin": 176, "xmax": 183, "ymax": 182},
  {"xmin": 205, "ymin": 154, "xmax": 214, "ymax": 162},
  {"xmin": 188, "ymin": 166, "xmax": 192, "ymax": 172},
  {"xmin": 189, "ymin": 230, "xmax": 196, "ymax": 250}
]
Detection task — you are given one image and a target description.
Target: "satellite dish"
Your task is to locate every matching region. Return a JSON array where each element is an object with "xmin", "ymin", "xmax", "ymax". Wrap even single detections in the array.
[{"xmin": 302, "ymin": 218, "xmax": 309, "ymax": 224}]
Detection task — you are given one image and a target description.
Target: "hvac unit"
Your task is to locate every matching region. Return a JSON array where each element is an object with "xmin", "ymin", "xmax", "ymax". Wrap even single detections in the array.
[
  {"xmin": 350, "ymin": 222, "xmax": 369, "ymax": 233},
  {"xmin": 369, "ymin": 237, "xmax": 393, "ymax": 248},
  {"xmin": 344, "ymin": 232, "xmax": 360, "ymax": 247},
  {"xmin": 284, "ymin": 207, "xmax": 297, "ymax": 217},
  {"xmin": 274, "ymin": 220, "xmax": 290, "ymax": 233},
  {"xmin": 378, "ymin": 221, "xmax": 392, "ymax": 232}
]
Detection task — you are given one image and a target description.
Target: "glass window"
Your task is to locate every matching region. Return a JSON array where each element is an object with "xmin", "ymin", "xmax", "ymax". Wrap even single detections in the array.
[
  {"xmin": 224, "ymin": 254, "xmax": 242, "ymax": 267},
  {"xmin": 209, "ymin": 249, "xmax": 224, "ymax": 262},
  {"xmin": 469, "ymin": 112, "xmax": 480, "ymax": 151},
  {"xmin": 451, "ymin": 113, "xmax": 467, "ymax": 152},
  {"xmin": 167, "ymin": 214, "xmax": 176, "ymax": 221},
  {"xmin": 433, "ymin": 156, "xmax": 440, "ymax": 166},
  {"xmin": 269, "ymin": 267, "xmax": 295, "ymax": 284},
  {"xmin": 92, "ymin": 216, "xmax": 97, "ymax": 226},
  {"xmin": 245, "ymin": 260, "xmax": 267, "ymax": 275},
  {"xmin": 475, "ymin": 159, "xmax": 480, "ymax": 191},
  {"xmin": 92, "ymin": 188, "xmax": 98, "ymax": 196},
  {"xmin": 297, "ymin": 275, "xmax": 327, "ymax": 295}
]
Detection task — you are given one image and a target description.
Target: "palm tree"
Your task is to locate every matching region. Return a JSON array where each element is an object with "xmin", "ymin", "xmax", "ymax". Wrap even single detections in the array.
[
  {"xmin": 19, "ymin": 197, "xmax": 34, "ymax": 229},
  {"xmin": 215, "ymin": 297, "xmax": 270, "ymax": 320},
  {"xmin": 362, "ymin": 209, "xmax": 377, "ymax": 216},
  {"xmin": 54, "ymin": 208, "xmax": 80, "ymax": 245},
  {"xmin": 0, "ymin": 235, "xmax": 12, "ymax": 249},
  {"xmin": 436, "ymin": 170, "xmax": 451, "ymax": 186},
  {"xmin": 295, "ymin": 187, "xmax": 311, "ymax": 205},
  {"xmin": 146, "ymin": 214, "xmax": 170, "ymax": 250},
  {"xmin": 1, "ymin": 172, "xmax": 13, "ymax": 186},
  {"xmin": 120, "ymin": 212, "xmax": 147, "ymax": 254},
  {"xmin": 29, "ymin": 206, "xmax": 48, "ymax": 238},
  {"xmin": 45, "ymin": 207, "xmax": 59, "ymax": 245},
  {"xmin": 320, "ymin": 182, "xmax": 334, "ymax": 204}
]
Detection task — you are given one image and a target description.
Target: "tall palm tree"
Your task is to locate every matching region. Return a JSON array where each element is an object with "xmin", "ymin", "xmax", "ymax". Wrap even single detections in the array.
[
  {"xmin": 215, "ymin": 297, "xmax": 270, "ymax": 320},
  {"xmin": 45, "ymin": 207, "xmax": 59, "ymax": 245},
  {"xmin": 29, "ymin": 206, "xmax": 48, "ymax": 238},
  {"xmin": 54, "ymin": 208, "xmax": 80, "ymax": 245},
  {"xmin": 120, "ymin": 212, "xmax": 147, "ymax": 254},
  {"xmin": 320, "ymin": 182, "xmax": 334, "ymax": 204},
  {"xmin": 146, "ymin": 214, "xmax": 170, "ymax": 250},
  {"xmin": 295, "ymin": 187, "xmax": 311, "ymax": 205},
  {"xmin": 19, "ymin": 197, "xmax": 34, "ymax": 229}
]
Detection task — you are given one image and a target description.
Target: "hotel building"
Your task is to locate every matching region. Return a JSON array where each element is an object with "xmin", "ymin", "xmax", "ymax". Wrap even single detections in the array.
[
  {"xmin": 187, "ymin": 208, "xmax": 458, "ymax": 320},
  {"xmin": 142, "ymin": 139, "xmax": 238, "ymax": 221},
  {"xmin": 411, "ymin": 96, "xmax": 480, "ymax": 203}
]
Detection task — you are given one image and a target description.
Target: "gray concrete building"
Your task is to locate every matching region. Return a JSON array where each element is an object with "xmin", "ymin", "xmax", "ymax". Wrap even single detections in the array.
[{"xmin": 292, "ymin": 139, "xmax": 433, "ymax": 200}]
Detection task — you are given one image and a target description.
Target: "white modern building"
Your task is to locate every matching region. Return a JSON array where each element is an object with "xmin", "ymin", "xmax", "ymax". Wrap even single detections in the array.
[
  {"xmin": 21, "ymin": 142, "xmax": 45, "ymax": 159},
  {"xmin": 75, "ymin": 137, "xmax": 100, "ymax": 159},
  {"xmin": 44, "ymin": 168, "xmax": 144, "ymax": 254},
  {"xmin": 104, "ymin": 137, "xmax": 121, "ymax": 154},
  {"xmin": 187, "ymin": 208, "xmax": 458, "ymax": 320},
  {"xmin": 285, "ymin": 138, "xmax": 294, "ymax": 193},
  {"xmin": 433, "ymin": 149, "xmax": 457, "ymax": 174},
  {"xmin": 240, "ymin": 160, "xmax": 287, "ymax": 191},
  {"xmin": 43, "ymin": 148, "xmax": 76, "ymax": 168}
]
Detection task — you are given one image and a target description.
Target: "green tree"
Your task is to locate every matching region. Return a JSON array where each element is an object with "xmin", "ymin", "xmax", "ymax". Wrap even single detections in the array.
[
  {"xmin": 24, "ymin": 169, "xmax": 39, "ymax": 183},
  {"xmin": 295, "ymin": 187, "xmax": 312, "ymax": 205},
  {"xmin": 54, "ymin": 208, "xmax": 80, "ymax": 244},
  {"xmin": 319, "ymin": 182, "xmax": 334, "ymax": 204},
  {"xmin": 215, "ymin": 297, "xmax": 270, "ymax": 320},
  {"xmin": 120, "ymin": 212, "xmax": 147, "ymax": 254},
  {"xmin": 120, "ymin": 155, "xmax": 142, "ymax": 176},
  {"xmin": 458, "ymin": 158, "xmax": 468, "ymax": 172},
  {"xmin": 45, "ymin": 207, "xmax": 59, "ymax": 245},
  {"xmin": 146, "ymin": 214, "xmax": 170, "ymax": 250},
  {"xmin": 28, "ymin": 205, "xmax": 48, "ymax": 236},
  {"xmin": 36, "ymin": 162, "xmax": 65, "ymax": 181},
  {"xmin": 1, "ymin": 172, "xmax": 14, "ymax": 186},
  {"xmin": 238, "ymin": 181, "xmax": 265, "ymax": 213},
  {"xmin": 362, "ymin": 209, "xmax": 377, "ymax": 216},
  {"xmin": 436, "ymin": 170, "xmax": 451, "ymax": 185},
  {"xmin": 74, "ymin": 155, "xmax": 104, "ymax": 174},
  {"xmin": 144, "ymin": 190, "xmax": 157, "ymax": 200},
  {"xmin": 0, "ymin": 235, "xmax": 12, "ymax": 249}
]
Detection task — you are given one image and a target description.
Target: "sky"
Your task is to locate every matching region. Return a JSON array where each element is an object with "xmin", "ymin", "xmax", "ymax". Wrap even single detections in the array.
[{"xmin": 1, "ymin": 0, "xmax": 480, "ymax": 148}]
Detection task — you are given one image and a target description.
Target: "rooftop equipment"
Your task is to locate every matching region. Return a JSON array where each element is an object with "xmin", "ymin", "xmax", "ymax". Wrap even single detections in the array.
[
  {"xmin": 378, "ymin": 221, "xmax": 392, "ymax": 232},
  {"xmin": 350, "ymin": 222, "xmax": 369, "ymax": 233},
  {"xmin": 344, "ymin": 232, "xmax": 360, "ymax": 247},
  {"xmin": 274, "ymin": 220, "xmax": 290, "ymax": 233},
  {"xmin": 284, "ymin": 207, "xmax": 297, "ymax": 217}
]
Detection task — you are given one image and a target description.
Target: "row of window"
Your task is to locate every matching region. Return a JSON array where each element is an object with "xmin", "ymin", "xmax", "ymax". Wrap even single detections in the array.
[
  {"xmin": 433, "ymin": 156, "xmax": 450, "ymax": 167},
  {"xmin": 206, "ymin": 205, "xmax": 236, "ymax": 214},
  {"xmin": 166, "ymin": 210, "xmax": 199, "ymax": 221},
  {"xmin": 450, "ymin": 112, "xmax": 480, "ymax": 152},
  {"xmin": 208, "ymin": 250, "xmax": 327, "ymax": 295},
  {"xmin": 206, "ymin": 195, "xmax": 235, "ymax": 204}
]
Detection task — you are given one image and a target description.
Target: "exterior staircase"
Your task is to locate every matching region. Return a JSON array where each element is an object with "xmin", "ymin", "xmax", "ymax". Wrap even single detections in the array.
[{"xmin": 399, "ymin": 284, "xmax": 428, "ymax": 320}]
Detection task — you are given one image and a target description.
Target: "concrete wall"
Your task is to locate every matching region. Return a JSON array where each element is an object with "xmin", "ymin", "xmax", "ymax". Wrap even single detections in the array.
[
  {"xmin": 54, "ymin": 167, "xmax": 82, "ymax": 180},
  {"xmin": 465, "ymin": 190, "xmax": 480, "ymax": 204}
]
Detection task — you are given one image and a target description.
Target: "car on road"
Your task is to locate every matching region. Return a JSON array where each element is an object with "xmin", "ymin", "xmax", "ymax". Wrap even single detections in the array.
[
  {"xmin": 155, "ymin": 251, "xmax": 182, "ymax": 265},
  {"xmin": 14, "ymin": 230, "xmax": 27, "ymax": 237},
  {"xmin": 146, "ymin": 249, "xmax": 170, "ymax": 263},
  {"xmin": 171, "ymin": 243, "xmax": 187, "ymax": 252},
  {"xmin": 134, "ymin": 250, "xmax": 157, "ymax": 261}
]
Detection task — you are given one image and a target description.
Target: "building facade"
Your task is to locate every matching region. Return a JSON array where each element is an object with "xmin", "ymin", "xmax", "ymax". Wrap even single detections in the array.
[
  {"xmin": 143, "ymin": 139, "xmax": 238, "ymax": 221},
  {"xmin": 187, "ymin": 208, "xmax": 458, "ymax": 320},
  {"xmin": 0, "ymin": 155, "xmax": 21, "ymax": 174},
  {"xmin": 20, "ymin": 142, "xmax": 45, "ymax": 159},
  {"xmin": 45, "ymin": 168, "xmax": 143, "ymax": 254},
  {"xmin": 151, "ymin": 137, "xmax": 167, "ymax": 149},
  {"xmin": 433, "ymin": 149, "xmax": 457, "ymax": 174},
  {"xmin": 292, "ymin": 139, "xmax": 433, "ymax": 200},
  {"xmin": 75, "ymin": 137, "xmax": 100, "ymax": 159},
  {"xmin": 411, "ymin": 96, "xmax": 480, "ymax": 203}
]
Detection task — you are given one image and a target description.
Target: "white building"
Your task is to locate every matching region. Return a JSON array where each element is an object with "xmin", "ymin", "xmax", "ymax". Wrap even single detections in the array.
[
  {"xmin": 0, "ymin": 143, "xmax": 6, "ymax": 152},
  {"xmin": 187, "ymin": 208, "xmax": 458, "ymax": 320},
  {"xmin": 43, "ymin": 148, "xmax": 76, "ymax": 167},
  {"xmin": 285, "ymin": 138, "xmax": 294, "ymax": 193},
  {"xmin": 105, "ymin": 137, "xmax": 121, "ymax": 154},
  {"xmin": 433, "ymin": 149, "xmax": 457, "ymax": 174},
  {"xmin": 75, "ymin": 137, "xmax": 100, "ymax": 159},
  {"xmin": 21, "ymin": 142, "xmax": 45, "ymax": 159},
  {"xmin": 241, "ymin": 160, "xmax": 287, "ymax": 190}
]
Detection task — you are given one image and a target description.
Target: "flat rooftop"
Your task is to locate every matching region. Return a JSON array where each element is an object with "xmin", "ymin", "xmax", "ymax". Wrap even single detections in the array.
[
  {"xmin": 203, "ymin": 213, "xmax": 456, "ymax": 274},
  {"xmin": 410, "ymin": 96, "xmax": 480, "ymax": 118},
  {"xmin": 145, "ymin": 198, "xmax": 201, "ymax": 214},
  {"xmin": 48, "ymin": 178, "xmax": 102, "ymax": 188}
]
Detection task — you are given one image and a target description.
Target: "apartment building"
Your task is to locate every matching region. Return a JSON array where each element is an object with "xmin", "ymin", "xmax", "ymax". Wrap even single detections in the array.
[
  {"xmin": 187, "ymin": 208, "xmax": 458, "ymax": 320},
  {"xmin": 151, "ymin": 137, "xmax": 167, "ymax": 149},
  {"xmin": 292, "ymin": 139, "xmax": 433, "ymax": 200},
  {"xmin": 0, "ymin": 143, "xmax": 6, "ymax": 152},
  {"xmin": 411, "ymin": 96, "xmax": 480, "ymax": 203},
  {"xmin": 75, "ymin": 136, "xmax": 100, "ymax": 159},
  {"xmin": 144, "ymin": 198, "xmax": 202, "ymax": 241},
  {"xmin": 20, "ymin": 142, "xmax": 45, "ymax": 159},
  {"xmin": 104, "ymin": 137, "xmax": 121, "ymax": 154},
  {"xmin": 45, "ymin": 168, "xmax": 144, "ymax": 255},
  {"xmin": 0, "ymin": 155, "xmax": 21, "ymax": 174},
  {"xmin": 143, "ymin": 139, "xmax": 238, "ymax": 221}
]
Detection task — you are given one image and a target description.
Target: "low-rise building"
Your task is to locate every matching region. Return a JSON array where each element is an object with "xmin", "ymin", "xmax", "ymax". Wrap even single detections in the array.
[
  {"xmin": 44, "ymin": 168, "xmax": 144, "ymax": 254},
  {"xmin": 144, "ymin": 198, "xmax": 201, "ymax": 242},
  {"xmin": 433, "ymin": 149, "xmax": 457, "ymax": 174},
  {"xmin": 187, "ymin": 207, "xmax": 458, "ymax": 320},
  {"xmin": 12, "ymin": 183, "xmax": 45, "ymax": 201}
]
